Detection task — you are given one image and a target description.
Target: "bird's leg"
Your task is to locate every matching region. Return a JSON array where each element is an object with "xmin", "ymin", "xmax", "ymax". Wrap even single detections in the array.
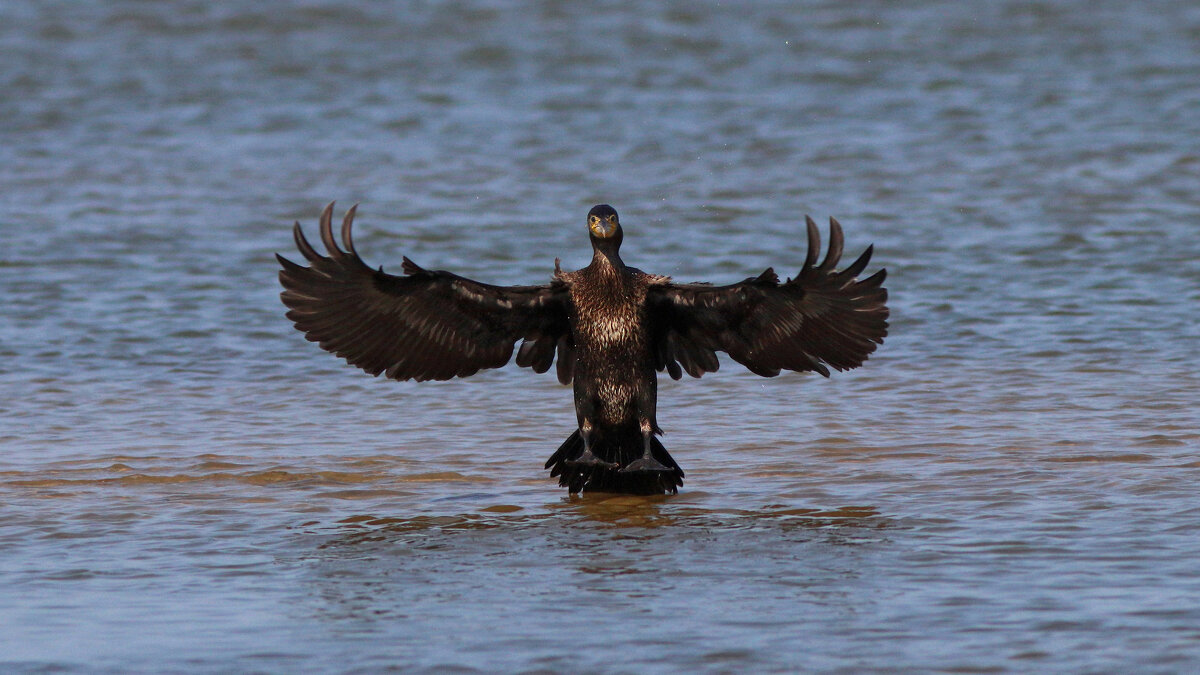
[
  {"xmin": 621, "ymin": 419, "xmax": 672, "ymax": 473},
  {"xmin": 570, "ymin": 418, "xmax": 618, "ymax": 468}
]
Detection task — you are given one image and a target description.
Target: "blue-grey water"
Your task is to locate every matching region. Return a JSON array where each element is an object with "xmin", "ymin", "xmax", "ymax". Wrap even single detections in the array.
[{"xmin": 3, "ymin": 1, "xmax": 1199, "ymax": 672}]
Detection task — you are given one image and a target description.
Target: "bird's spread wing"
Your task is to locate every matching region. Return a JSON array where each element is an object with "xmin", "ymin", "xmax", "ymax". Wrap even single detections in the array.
[
  {"xmin": 277, "ymin": 203, "xmax": 573, "ymax": 382},
  {"xmin": 645, "ymin": 217, "xmax": 888, "ymax": 379}
]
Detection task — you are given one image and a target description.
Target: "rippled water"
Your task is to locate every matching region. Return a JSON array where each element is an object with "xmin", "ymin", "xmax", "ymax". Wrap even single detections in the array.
[{"xmin": 3, "ymin": 1, "xmax": 1200, "ymax": 672}]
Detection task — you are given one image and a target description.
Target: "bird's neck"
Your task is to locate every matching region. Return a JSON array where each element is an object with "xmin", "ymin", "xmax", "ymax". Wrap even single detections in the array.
[{"xmin": 590, "ymin": 245, "xmax": 624, "ymax": 272}]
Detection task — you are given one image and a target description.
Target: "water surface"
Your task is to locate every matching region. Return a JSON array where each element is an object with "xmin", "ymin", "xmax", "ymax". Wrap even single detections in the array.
[{"xmin": 2, "ymin": 1, "xmax": 1199, "ymax": 672}]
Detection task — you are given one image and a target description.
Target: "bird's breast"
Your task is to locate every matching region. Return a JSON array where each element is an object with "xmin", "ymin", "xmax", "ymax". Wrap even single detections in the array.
[
  {"xmin": 570, "ymin": 283, "xmax": 645, "ymax": 351},
  {"xmin": 582, "ymin": 303, "xmax": 638, "ymax": 347}
]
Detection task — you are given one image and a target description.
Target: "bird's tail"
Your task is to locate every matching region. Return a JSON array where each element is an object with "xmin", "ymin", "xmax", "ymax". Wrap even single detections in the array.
[{"xmin": 544, "ymin": 428, "xmax": 684, "ymax": 495}]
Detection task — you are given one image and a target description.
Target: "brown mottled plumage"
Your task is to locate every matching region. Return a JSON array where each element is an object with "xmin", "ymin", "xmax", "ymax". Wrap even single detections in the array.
[{"xmin": 277, "ymin": 203, "xmax": 888, "ymax": 494}]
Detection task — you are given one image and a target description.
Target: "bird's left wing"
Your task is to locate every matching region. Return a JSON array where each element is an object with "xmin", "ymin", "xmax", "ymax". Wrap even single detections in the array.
[
  {"xmin": 645, "ymin": 217, "xmax": 888, "ymax": 379},
  {"xmin": 277, "ymin": 203, "xmax": 572, "ymax": 382}
]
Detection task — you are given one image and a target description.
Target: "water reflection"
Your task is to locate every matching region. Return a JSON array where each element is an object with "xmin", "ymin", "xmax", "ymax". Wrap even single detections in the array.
[
  {"xmin": 313, "ymin": 498, "xmax": 889, "ymax": 553},
  {"xmin": 291, "ymin": 496, "xmax": 895, "ymax": 672}
]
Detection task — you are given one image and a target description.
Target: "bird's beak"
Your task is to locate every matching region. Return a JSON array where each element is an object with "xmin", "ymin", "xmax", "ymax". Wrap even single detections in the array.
[{"xmin": 590, "ymin": 217, "xmax": 619, "ymax": 239}]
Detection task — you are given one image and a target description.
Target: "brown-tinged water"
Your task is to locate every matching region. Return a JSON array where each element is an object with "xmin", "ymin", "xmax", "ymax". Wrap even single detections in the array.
[{"xmin": 2, "ymin": 1, "xmax": 1199, "ymax": 672}]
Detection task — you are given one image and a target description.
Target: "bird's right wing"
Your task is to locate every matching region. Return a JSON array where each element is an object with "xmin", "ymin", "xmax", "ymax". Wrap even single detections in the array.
[{"xmin": 277, "ymin": 203, "xmax": 573, "ymax": 382}]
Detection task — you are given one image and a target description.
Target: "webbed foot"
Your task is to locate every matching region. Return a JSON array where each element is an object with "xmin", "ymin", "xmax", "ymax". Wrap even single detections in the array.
[
  {"xmin": 565, "ymin": 450, "xmax": 619, "ymax": 470},
  {"xmin": 620, "ymin": 457, "xmax": 674, "ymax": 473}
]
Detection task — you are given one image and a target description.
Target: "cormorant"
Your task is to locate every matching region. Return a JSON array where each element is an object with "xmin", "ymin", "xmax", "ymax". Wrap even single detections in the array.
[{"xmin": 277, "ymin": 203, "xmax": 888, "ymax": 495}]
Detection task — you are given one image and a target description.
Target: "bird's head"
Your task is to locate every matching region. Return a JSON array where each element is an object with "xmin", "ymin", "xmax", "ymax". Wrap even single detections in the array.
[{"xmin": 587, "ymin": 204, "xmax": 623, "ymax": 251}]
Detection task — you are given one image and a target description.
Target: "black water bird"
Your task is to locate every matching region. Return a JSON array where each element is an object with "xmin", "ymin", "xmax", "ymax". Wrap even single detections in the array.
[{"xmin": 277, "ymin": 203, "xmax": 888, "ymax": 494}]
